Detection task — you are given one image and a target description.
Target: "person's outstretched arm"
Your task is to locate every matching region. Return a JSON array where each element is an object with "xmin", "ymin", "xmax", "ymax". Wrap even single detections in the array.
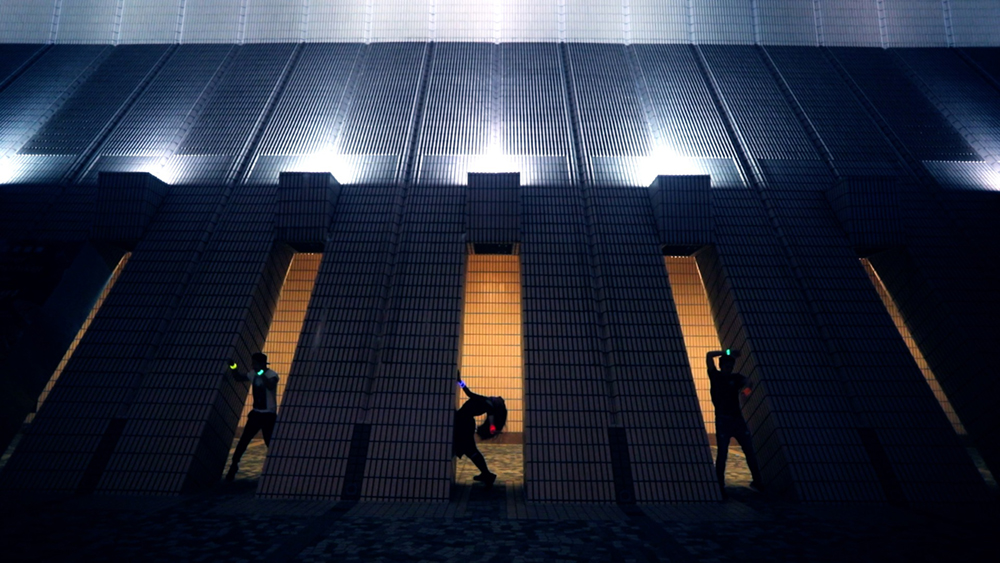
[
  {"xmin": 458, "ymin": 380, "xmax": 486, "ymax": 401},
  {"xmin": 229, "ymin": 361, "xmax": 249, "ymax": 382}
]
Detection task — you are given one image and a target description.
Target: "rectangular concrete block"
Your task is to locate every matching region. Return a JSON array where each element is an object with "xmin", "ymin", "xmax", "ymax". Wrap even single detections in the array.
[
  {"xmin": 647, "ymin": 175, "xmax": 712, "ymax": 254},
  {"xmin": 278, "ymin": 172, "xmax": 341, "ymax": 250},
  {"xmin": 827, "ymin": 176, "xmax": 904, "ymax": 253},
  {"xmin": 467, "ymin": 172, "xmax": 520, "ymax": 244},
  {"xmin": 92, "ymin": 172, "xmax": 171, "ymax": 246}
]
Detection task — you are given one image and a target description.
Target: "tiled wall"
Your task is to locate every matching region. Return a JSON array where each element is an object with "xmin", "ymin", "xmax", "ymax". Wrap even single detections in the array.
[
  {"xmin": 460, "ymin": 254, "xmax": 523, "ymax": 435},
  {"xmin": 819, "ymin": 0, "xmax": 883, "ymax": 46},
  {"xmin": 236, "ymin": 252, "xmax": 322, "ymax": 424},
  {"xmin": 829, "ymin": 45, "xmax": 1000, "ymax": 482},
  {"xmin": 244, "ymin": 0, "xmax": 306, "ymax": 43},
  {"xmin": 566, "ymin": 43, "xmax": 651, "ymax": 185},
  {"xmin": 882, "ymin": 0, "xmax": 947, "ymax": 48},
  {"xmin": 0, "ymin": 185, "xmax": 227, "ymax": 494},
  {"xmin": 1, "ymin": 41, "xmax": 997, "ymax": 503},
  {"xmin": 663, "ymin": 256, "xmax": 717, "ymax": 437},
  {"xmin": 0, "ymin": 46, "xmax": 111, "ymax": 182},
  {"xmin": 361, "ymin": 184, "xmax": 464, "ymax": 500},
  {"xmin": 758, "ymin": 0, "xmax": 817, "ymax": 46},
  {"xmin": 33, "ymin": 252, "xmax": 132, "ymax": 416},
  {"xmin": 16, "ymin": 45, "xmax": 171, "ymax": 185},
  {"xmin": 305, "ymin": 0, "xmax": 365, "ymax": 42},
  {"xmin": 690, "ymin": 0, "xmax": 754, "ymax": 45},
  {"xmin": 182, "ymin": 0, "xmax": 243, "ymax": 44},
  {"xmin": 950, "ymin": 0, "xmax": 1000, "ymax": 46},
  {"xmin": 3, "ymin": 1, "xmax": 999, "ymax": 47},
  {"xmin": 520, "ymin": 185, "xmax": 615, "ymax": 502},
  {"xmin": 630, "ymin": 0, "xmax": 690, "ymax": 44},
  {"xmin": 695, "ymin": 42, "xmax": 986, "ymax": 502},
  {"xmin": 861, "ymin": 258, "xmax": 964, "ymax": 434},
  {"xmin": 892, "ymin": 48, "xmax": 1000, "ymax": 174},
  {"xmin": 0, "ymin": 1, "xmax": 56, "ymax": 44},
  {"xmin": 119, "ymin": 0, "xmax": 183, "ymax": 44},
  {"xmin": 54, "ymin": 0, "xmax": 119, "ymax": 44},
  {"xmin": 588, "ymin": 186, "xmax": 719, "ymax": 502},
  {"xmin": 259, "ymin": 186, "xmax": 400, "ymax": 500}
]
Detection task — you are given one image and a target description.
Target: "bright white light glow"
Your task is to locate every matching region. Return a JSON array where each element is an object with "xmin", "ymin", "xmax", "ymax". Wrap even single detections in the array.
[
  {"xmin": 0, "ymin": 156, "xmax": 19, "ymax": 183},
  {"xmin": 298, "ymin": 149, "xmax": 353, "ymax": 183},
  {"xmin": 987, "ymin": 170, "xmax": 1000, "ymax": 191},
  {"xmin": 469, "ymin": 144, "xmax": 518, "ymax": 174},
  {"xmin": 146, "ymin": 155, "xmax": 179, "ymax": 185},
  {"xmin": 639, "ymin": 146, "xmax": 703, "ymax": 186}
]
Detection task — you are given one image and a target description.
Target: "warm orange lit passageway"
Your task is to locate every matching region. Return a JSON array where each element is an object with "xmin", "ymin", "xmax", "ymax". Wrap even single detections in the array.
[
  {"xmin": 861, "ymin": 258, "xmax": 965, "ymax": 435},
  {"xmin": 32, "ymin": 252, "xmax": 132, "ymax": 417},
  {"xmin": 664, "ymin": 255, "xmax": 720, "ymax": 437},
  {"xmin": 459, "ymin": 253, "xmax": 523, "ymax": 436},
  {"xmin": 238, "ymin": 252, "xmax": 322, "ymax": 421}
]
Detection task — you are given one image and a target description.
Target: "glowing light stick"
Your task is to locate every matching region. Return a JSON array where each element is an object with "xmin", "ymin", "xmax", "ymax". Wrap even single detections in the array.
[
  {"xmin": 257, "ymin": 369, "xmax": 265, "ymax": 376},
  {"xmin": 229, "ymin": 362, "xmax": 238, "ymax": 370}
]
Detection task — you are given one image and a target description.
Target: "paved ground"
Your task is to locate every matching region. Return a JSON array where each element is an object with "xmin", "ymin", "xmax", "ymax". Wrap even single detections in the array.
[{"xmin": 2, "ymin": 439, "xmax": 998, "ymax": 562}]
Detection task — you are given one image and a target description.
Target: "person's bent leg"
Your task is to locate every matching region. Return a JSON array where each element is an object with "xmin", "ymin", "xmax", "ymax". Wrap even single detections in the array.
[
  {"xmin": 716, "ymin": 415, "xmax": 740, "ymax": 489},
  {"xmin": 733, "ymin": 423, "xmax": 763, "ymax": 489},
  {"xmin": 227, "ymin": 411, "xmax": 263, "ymax": 480},
  {"xmin": 468, "ymin": 450, "xmax": 496, "ymax": 485},
  {"xmin": 260, "ymin": 412, "xmax": 277, "ymax": 447},
  {"xmin": 715, "ymin": 433, "xmax": 730, "ymax": 487}
]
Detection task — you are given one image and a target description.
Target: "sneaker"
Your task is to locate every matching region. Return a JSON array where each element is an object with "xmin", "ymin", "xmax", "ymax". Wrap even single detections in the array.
[
  {"xmin": 480, "ymin": 473, "xmax": 497, "ymax": 487},
  {"xmin": 225, "ymin": 463, "xmax": 239, "ymax": 482},
  {"xmin": 749, "ymin": 480, "xmax": 764, "ymax": 493},
  {"xmin": 472, "ymin": 473, "xmax": 487, "ymax": 481}
]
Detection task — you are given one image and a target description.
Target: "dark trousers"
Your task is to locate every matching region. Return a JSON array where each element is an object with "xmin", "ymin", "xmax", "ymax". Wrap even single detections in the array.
[
  {"xmin": 232, "ymin": 410, "xmax": 276, "ymax": 465},
  {"xmin": 715, "ymin": 414, "xmax": 762, "ymax": 486}
]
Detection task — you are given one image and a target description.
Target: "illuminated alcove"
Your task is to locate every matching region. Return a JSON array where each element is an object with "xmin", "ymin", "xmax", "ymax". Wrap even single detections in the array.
[
  {"xmin": 227, "ymin": 252, "xmax": 322, "ymax": 481},
  {"xmin": 455, "ymin": 249, "xmax": 524, "ymax": 486}
]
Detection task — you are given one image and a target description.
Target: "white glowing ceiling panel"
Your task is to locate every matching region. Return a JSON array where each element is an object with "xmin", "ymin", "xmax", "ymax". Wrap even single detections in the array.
[
  {"xmin": 435, "ymin": 0, "xmax": 495, "ymax": 42},
  {"xmin": 56, "ymin": 0, "xmax": 118, "ymax": 44},
  {"xmin": 757, "ymin": 0, "xmax": 817, "ymax": 46},
  {"xmin": 306, "ymin": 0, "xmax": 366, "ymax": 42},
  {"xmin": 631, "ymin": 0, "xmax": 691, "ymax": 44},
  {"xmin": 564, "ymin": 0, "xmax": 624, "ymax": 43},
  {"xmin": 370, "ymin": 0, "xmax": 431, "ymax": 42},
  {"xmin": 950, "ymin": 0, "xmax": 1000, "ymax": 46},
  {"xmin": 0, "ymin": 1, "xmax": 56, "ymax": 43},
  {"xmin": 120, "ymin": 0, "xmax": 183, "ymax": 44},
  {"xmin": 245, "ymin": 0, "xmax": 306, "ymax": 43},
  {"xmin": 182, "ymin": 0, "xmax": 242, "ymax": 44}
]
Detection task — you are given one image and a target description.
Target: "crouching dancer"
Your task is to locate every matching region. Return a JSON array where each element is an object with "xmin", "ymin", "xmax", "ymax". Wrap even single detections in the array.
[
  {"xmin": 454, "ymin": 375, "xmax": 507, "ymax": 487},
  {"xmin": 226, "ymin": 352, "xmax": 279, "ymax": 482}
]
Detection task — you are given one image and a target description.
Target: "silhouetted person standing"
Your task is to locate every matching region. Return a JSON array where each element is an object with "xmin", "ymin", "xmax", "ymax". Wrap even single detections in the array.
[
  {"xmin": 226, "ymin": 352, "xmax": 278, "ymax": 482},
  {"xmin": 707, "ymin": 349, "xmax": 763, "ymax": 494},
  {"xmin": 454, "ymin": 375, "xmax": 506, "ymax": 486}
]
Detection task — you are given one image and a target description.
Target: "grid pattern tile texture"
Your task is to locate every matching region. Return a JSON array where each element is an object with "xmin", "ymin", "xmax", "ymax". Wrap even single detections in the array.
[
  {"xmin": 1, "ymin": 41, "xmax": 997, "ymax": 504},
  {"xmin": 663, "ymin": 256, "xmax": 717, "ymax": 437},
  {"xmin": 9, "ymin": 0, "xmax": 999, "ymax": 47},
  {"xmin": 33, "ymin": 252, "xmax": 132, "ymax": 415},
  {"xmin": 237, "ymin": 253, "xmax": 322, "ymax": 424},
  {"xmin": 460, "ymin": 254, "xmax": 523, "ymax": 434},
  {"xmin": 862, "ymin": 258, "xmax": 965, "ymax": 435}
]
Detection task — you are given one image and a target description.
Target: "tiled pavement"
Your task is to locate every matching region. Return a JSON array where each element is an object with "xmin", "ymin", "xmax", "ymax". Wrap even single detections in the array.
[{"xmin": 2, "ymin": 440, "xmax": 997, "ymax": 562}]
